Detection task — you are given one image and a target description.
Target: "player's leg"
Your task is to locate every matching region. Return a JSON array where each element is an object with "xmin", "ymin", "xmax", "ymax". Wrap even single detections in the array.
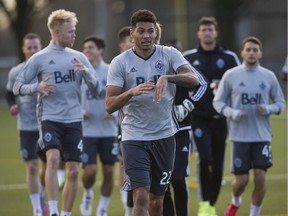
[
  {"xmin": 249, "ymin": 142, "xmax": 272, "ymax": 216},
  {"xmin": 162, "ymin": 184, "xmax": 175, "ymax": 216},
  {"xmin": 209, "ymin": 118, "xmax": 227, "ymax": 208},
  {"xmin": 60, "ymin": 121, "xmax": 82, "ymax": 215},
  {"xmin": 80, "ymin": 137, "xmax": 98, "ymax": 216},
  {"xmin": 39, "ymin": 159, "xmax": 49, "ymax": 216},
  {"xmin": 149, "ymin": 136, "xmax": 176, "ymax": 216},
  {"xmin": 96, "ymin": 137, "xmax": 118, "ymax": 215},
  {"xmin": 170, "ymin": 130, "xmax": 190, "ymax": 216},
  {"xmin": 121, "ymin": 140, "xmax": 152, "ymax": 216},
  {"xmin": 20, "ymin": 131, "xmax": 42, "ymax": 216},
  {"xmin": 191, "ymin": 117, "xmax": 213, "ymax": 215},
  {"xmin": 225, "ymin": 141, "xmax": 251, "ymax": 216}
]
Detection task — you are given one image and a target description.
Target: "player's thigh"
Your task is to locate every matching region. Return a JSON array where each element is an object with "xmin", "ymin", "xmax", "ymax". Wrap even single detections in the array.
[
  {"xmin": 251, "ymin": 142, "xmax": 273, "ymax": 170},
  {"xmin": 98, "ymin": 137, "xmax": 119, "ymax": 165},
  {"xmin": 122, "ymin": 140, "xmax": 151, "ymax": 191},
  {"xmin": 171, "ymin": 130, "xmax": 190, "ymax": 181},
  {"xmin": 231, "ymin": 142, "xmax": 251, "ymax": 175},
  {"xmin": 62, "ymin": 121, "xmax": 83, "ymax": 162},
  {"xmin": 19, "ymin": 130, "xmax": 39, "ymax": 161},
  {"xmin": 81, "ymin": 137, "xmax": 98, "ymax": 166},
  {"xmin": 192, "ymin": 119, "xmax": 212, "ymax": 160},
  {"xmin": 150, "ymin": 136, "xmax": 176, "ymax": 196}
]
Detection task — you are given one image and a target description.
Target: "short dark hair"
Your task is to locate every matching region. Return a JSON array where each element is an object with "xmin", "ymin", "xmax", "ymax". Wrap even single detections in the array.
[
  {"xmin": 198, "ymin": 16, "xmax": 218, "ymax": 30},
  {"xmin": 242, "ymin": 36, "xmax": 262, "ymax": 50},
  {"xmin": 118, "ymin": 26, "xmax": 131, "ymax": 42},
  {"xmin": 83, "ymin": 35, "xmax": 105, "ymax": 50},
  {"xmin": 22, "ymin": 33, "xmax": 41, "ymax": 44},
  {"xmin": 130, "ymin": 9, "xmax": 157, "ymax": 28}
]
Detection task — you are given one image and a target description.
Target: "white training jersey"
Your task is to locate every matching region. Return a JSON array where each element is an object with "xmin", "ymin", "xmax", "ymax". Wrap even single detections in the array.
[
  {"xmin": 6, "ymin": 62, "xmax": 38, "ymax": 131},
  {"xmin": 81, "ymin": 60, "xmax": 118, "ymax": 137},
  {"xmin": 213, "ymin": 64, "xmax": 286, "ymax": 142},
  {"xmin": 13, "ymin": 42, "xmax": 101, "ymax": 123},
  {"xmin": 107, "ymin": 45, "xmax": 190, "ymax": 141}
]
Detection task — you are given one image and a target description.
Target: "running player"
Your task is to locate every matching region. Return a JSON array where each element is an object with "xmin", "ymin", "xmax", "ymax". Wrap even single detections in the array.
[
  {"xmin": 183, "ymin": 16, "xmax": 240, "ymax": 216},
  {"xmin": 6, "ymin": 32, "xmax": 48, "ymax": 216},
  {"xmin": 106, "ymin": 9, "xmax": 207, "ymax": 216},
  {"xmin": 213, "ymin": 36, "xmax": 285, "ymax": 216},
  {"xmin": 13, "ymin": 9, "xmax": 101, "ymax": 216},
  {"xmin": 79, "ymin": 35, "xmax": 118, "ymax": 216}
]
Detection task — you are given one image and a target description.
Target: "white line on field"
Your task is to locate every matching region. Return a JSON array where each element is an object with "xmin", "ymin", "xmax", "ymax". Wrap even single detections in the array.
[{"xmin": 0, "ymin": 173, "xmax": 287, "ymax": 190}]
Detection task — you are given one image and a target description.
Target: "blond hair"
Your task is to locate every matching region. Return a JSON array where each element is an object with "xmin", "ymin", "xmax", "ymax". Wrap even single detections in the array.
[{"xmin": 47, "ymin": 9, "xmax": 78, "ymax": 32}]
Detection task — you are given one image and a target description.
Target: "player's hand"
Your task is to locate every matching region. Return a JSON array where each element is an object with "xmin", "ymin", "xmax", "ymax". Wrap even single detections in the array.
[
  {"xmin": 129, "ymin": 80, "xmax": 154, "ymax": 96},
  {"xmin": 174, "ymin": 99, "xmax": 195, "ymax": 122},
  {"xmin": 231, "ymin": 110, "xmax": 246, "ymax": 121},
  {"xmin": 38, "ymin": 77, "xmax": 56, "ymax": 96},
  {"xmin": 153, "ymin": 76, "xmax": 168, "ymax": 102},
  {"xmin": 104, "ymin": 113, "xmax": 114, "ymax": 120},
  {"xmin": 72, "ymin": 58, "xmax": 88, "ymax": 75},
  {"xmin": 83, "ymin": 112, "xmax": 92, "ymax": 121},
  {"xmin": 210, "ymin": 79, "xmax": 220, "ymax": 95},
  {"xmin": 9, "ymin": 104, "xmax": 18, "ymax": 116},
  {"xmin": 256, "ymin": 104, "xmax": 270, "ymax": 115}
]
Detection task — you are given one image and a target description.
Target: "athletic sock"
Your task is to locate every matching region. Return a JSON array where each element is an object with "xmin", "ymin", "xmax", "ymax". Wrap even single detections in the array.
[
  {"xmin": 48, "ymin": 200, "xmax": 59, "ymax": 215},
  {"xmin": 60, "ymin": 211, "xmax": 71, "ymax": 216},
  {"xmin": 97, "ymin": 195, "xmax": 111, "ymax": 212},
  {"xmin": 249, "ymin": 204, "xmax": 262, "ymax": 216},
  {"xmin": 232, "ymin": 195, "xmax": 242, "ymax": 207},
  {"xmin": 30, "ymin": 193, "xmax": 42, "ymax": 213}
]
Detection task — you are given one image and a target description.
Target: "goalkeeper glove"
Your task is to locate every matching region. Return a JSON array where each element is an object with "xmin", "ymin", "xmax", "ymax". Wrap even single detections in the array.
[{"xmin": 174, "ymin": 99, "xmax": 194, "ymax": 122}]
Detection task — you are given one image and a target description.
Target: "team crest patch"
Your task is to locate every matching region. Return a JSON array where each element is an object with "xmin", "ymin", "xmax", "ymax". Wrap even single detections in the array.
[
  {"xmin": 80, "ymin": 153, "xmax": 88, "ymax": 163},
  {"xmin": 154, "ymin": 60, "xmax": 165, "ymax": 73},
  {"xmin": 259, "ymin": 82, "xmax": 266, "ymax": 90},
  {"xmin": 216, "ymin": 58, "xmax": 225, "ymax": 69},
  {"xmin": 21, "ymin": 149, "xmax": 28, "ymax": 160},
  {"xmin": 194, "ymin": 128, "xmax": 203, "ymax": 138},
  {"xmin": 234, "ymin": 158, "xmax": 242, "ymax": 168},
  {"xmin": 44, "ymin": 132, "xmax": 52, "ymax": 142}
]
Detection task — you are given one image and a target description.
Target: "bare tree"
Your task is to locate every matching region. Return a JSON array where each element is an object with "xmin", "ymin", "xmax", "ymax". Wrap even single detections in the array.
[{"xmin": 0, "ymin": 0, "xmax": 56, "ymax": 60}]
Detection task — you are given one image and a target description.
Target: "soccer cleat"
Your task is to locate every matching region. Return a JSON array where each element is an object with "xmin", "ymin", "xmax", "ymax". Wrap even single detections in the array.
[
  {"xmin": 40, "ymin": 196, "xmax": 49, "ymax": 216},
  {"xmin": 224, "ymin": 202, "xmax": 239, "ymax": 216},
  {"xmin": 80, "ymin": 195, "xmax": 93, "ymax": 216},
  {"xmin": 96, "ymin": 209, "xmax": 107, "ymax": 216},
  {"xmin": 209, "ymin": 205, "xmax": 218, "ymax": 216},
  {"xmin": 197, "ymin": 201, "xmax": 210, "ymax": 216}
]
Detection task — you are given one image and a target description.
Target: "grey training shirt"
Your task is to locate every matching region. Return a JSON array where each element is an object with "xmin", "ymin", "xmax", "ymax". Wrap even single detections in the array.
[{"xmin": 13, "ymin": 42, "xmax": 101, "ymax": 123}]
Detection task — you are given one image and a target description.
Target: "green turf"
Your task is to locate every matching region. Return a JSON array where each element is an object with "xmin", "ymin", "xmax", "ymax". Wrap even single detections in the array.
[{"xmin": 0, "ymin": 100, "xmax": 287, "ymax": 216}]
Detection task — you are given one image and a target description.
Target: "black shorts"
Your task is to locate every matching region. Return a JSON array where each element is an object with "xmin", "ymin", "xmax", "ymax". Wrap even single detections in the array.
[
  {"xmin": 37, "ymin": 120, "xmax": 83, "ymax": 162},
  {"xmin": 231, "ymin": 141, "xmax": 273, "ymax": 175},
  {"xmin": 121, "ymin": 136, "xmax": 176, "ymax": 196},
  {"xmin": 19, "ymin": 130, "xmax": 39, "ymax": 161},
  {"xmin": 171, "ymin": 130, "xmax": 191, "ymax": 181},
  {"xmin": 81, "ymin": 137, "xmax": 119, "ymax": 166}
]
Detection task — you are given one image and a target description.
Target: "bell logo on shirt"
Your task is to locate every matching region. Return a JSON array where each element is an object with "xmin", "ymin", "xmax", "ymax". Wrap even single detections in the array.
[
  {"xmin": 54, "ymin": 70, "xmax": 76, "ymax": 83},
  {"xmin": 241, "ymin": 93, "xmax": 262, "ymax": 105}
]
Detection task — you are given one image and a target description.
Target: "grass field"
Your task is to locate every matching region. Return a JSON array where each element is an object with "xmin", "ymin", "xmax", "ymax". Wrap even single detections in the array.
[{"xmin": 0, "ymin": 99, "xmax": 287, "ymax": 216}]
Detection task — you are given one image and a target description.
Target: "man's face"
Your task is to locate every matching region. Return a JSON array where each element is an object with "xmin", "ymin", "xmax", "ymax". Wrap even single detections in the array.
[
  {"xmin": 241, "ymin": 42, "xmax": 262, "ymax": 66},
  {"xmin": 83, "ymin": 41, "xmax": 103, "ymax": 62},
  {"xmin": 57, "ymin": 21, "xmax": 76, "ymax": 48},
  {"xmin": 197, "ymin": 24, "xmax": 217, "ymax": 45},
  {"xmin": 131, "ymin": 22, "xmax": 156, "ymax": 52},
  {"xmin": 22, "ymin": 38, "xmax": 42, "ymax": 60},
  {"xmin": 120, "ymin": 36, "xmax": 134, "ymax": 53}
]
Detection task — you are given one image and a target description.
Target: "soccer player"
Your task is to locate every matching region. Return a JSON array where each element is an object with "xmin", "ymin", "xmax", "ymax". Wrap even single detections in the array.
[
  {"xmin": 79, "ymin": 36, "xmax": 119, "ymax": 216},
  {"xmin": 213, "ymin": 36, "xmax": 285, "ymax": 216},
  {"xmin": 106, "ymin": 9, "xmax": 207, "ymax": 216},
  {"xmin": 13, "ymin": 9, "xmax": 101, "ymax": 216},
  {"xmin": 6, "ymin": 32, "xmax": 47, "ymax": 216},
  {"xmin": 182, "ymin": 16, "xmax": 240, "ymax": 215}
]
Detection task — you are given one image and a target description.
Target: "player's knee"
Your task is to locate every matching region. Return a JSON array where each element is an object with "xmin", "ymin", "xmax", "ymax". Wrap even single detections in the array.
[
  {"xmin": 66, "ymin": 168, "xmax": 79, "ymax": 182},
  {"xmin": 134, "ymin": 187, "xmax": 149, "ymax": 207}
]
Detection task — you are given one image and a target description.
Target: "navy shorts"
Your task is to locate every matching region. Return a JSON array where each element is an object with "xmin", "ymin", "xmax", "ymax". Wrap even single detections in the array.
[
  {"xmin": 19, "ymin": 130, "xmax": 39, "ymax": 161},
  {"xmin": 122, "ymin": 136, "xmax": 176, "ymax": 196},
  {"xmin": 37, "ymin": 120, "xmax": 83, "ymax": 162},
  {"xmin": 231, "ymin": 141, "xmax": 273, "ymax": 175},
  {"xmin": 81, "ymin": 137, "xmax": 119, "ymax": 166}
]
